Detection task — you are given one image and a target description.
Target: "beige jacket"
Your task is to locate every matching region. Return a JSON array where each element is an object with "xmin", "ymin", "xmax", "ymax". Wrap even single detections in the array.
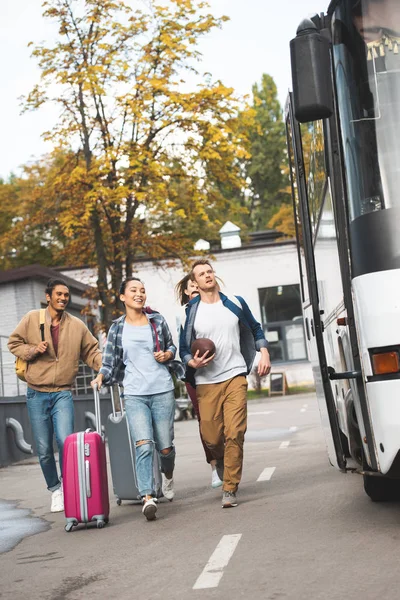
[{"xmin": 8, "ymin": 308, "xmax": 102, "ymax": 392}]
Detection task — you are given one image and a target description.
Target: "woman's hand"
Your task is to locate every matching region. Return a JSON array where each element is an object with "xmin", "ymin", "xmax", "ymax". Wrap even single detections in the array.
[
  {"xmin": 91, "ymin": 373, "xmax": 104, "ymax": 389},
  {"xmin": 154, "ymin": 350, "xmax": 174, "ymax": 363},
  {"xmin": 188, "ymin": 350, "xmax": 215, "ymax": 369}
]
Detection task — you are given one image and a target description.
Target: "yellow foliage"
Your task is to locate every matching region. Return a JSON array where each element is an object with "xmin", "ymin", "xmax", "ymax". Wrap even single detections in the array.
[
  {"xmin": 8, "ymin": 0, "xmax": 248, "ymax": 326},
  {"xmin": 268, "ymin": 204, "xmax": 296, "ymax": 238}
]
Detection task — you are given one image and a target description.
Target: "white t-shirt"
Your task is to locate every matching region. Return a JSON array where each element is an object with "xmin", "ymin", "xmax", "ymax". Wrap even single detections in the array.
[{"xmin": 194, "ymin": 300, "xmax": 247, "ymax": 385}]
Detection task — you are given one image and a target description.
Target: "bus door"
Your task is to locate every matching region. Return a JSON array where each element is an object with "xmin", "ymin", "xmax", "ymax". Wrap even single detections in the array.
[{"xmin": 286, "ymin": 93, "xmax": 347, "ymax": 471}]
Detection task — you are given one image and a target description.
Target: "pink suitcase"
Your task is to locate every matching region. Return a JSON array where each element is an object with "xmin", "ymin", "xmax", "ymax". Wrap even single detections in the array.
[{"xmin": 63, "ymin": 386, "xmax": 110, "ymax": 532}]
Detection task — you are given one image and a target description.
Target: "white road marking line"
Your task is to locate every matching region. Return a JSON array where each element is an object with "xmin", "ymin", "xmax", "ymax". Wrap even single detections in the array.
[
  {"xmin": 289, "ymin": 426, "xmax": 298, "ymax": 432},
  {"xmin": 193, "ymin": 534, "xmax": 242, "ymax": 590},
  {"xmin": 257, "ymin": 467, "xmax": 276, "ymax": 482},
  {"xmin": 279, "ymin": 441, "xmax": 290, "ymax": 449},
  {"xmin": 248, "ymin": 411, "xmax": 274, "ymax": 416}
]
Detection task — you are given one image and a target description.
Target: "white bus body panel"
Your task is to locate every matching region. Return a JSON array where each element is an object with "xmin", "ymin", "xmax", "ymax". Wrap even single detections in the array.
[
  {"xmin": 365, "ymin": 381, "xmax": 400, "ymax": 473},
  {"xmin": 352, "ymin": 270, "xmax": 400, "ymax": 358},
  {"xmin": 352, "ymin": 269, "xmax": 400, "ymax": 473}
]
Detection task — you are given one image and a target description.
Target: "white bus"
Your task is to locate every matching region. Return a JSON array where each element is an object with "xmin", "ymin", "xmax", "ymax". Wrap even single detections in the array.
[{"xmin": 287, "ymin": 0, "xmax": 400, "ymax": 500}]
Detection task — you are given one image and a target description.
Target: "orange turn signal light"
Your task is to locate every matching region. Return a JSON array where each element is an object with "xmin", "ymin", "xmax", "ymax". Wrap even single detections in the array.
[{"xmin": 371, "ymin": 352, "xmax": 400, "ymax": 375}]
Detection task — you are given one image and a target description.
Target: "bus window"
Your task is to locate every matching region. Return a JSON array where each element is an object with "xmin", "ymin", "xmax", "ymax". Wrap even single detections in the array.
[
  {"xmin": 286, "ymin": 111, "xmax": 309, "ymax": 303},
  {"xmin": 306, "ymin": 120, "xmax": 327, "ymax": 237},
  {"xmin": 333, "ymin": 0, "xmax": 400, "ymax": 221},
  {"xmin": 314, "ymin": 183, "xmax": 343, "ymax": 320}
]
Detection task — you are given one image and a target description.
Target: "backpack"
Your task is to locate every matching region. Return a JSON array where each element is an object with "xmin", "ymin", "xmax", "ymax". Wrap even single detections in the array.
[{"xmin": 15, "ymin": 309, "xmax": 46, "ymax": 381}]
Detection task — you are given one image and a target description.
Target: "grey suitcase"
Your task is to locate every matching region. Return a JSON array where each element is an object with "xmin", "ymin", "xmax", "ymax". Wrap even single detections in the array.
[{"xmin": 106, "ymin": 388, "xmax": 163, "ymax": 504}]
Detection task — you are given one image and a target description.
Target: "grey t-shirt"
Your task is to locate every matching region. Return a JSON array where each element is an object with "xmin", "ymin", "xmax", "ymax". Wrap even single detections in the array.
[{"xmin": 122, "ymin": 322, "xmax": 174, "ymax": 396}]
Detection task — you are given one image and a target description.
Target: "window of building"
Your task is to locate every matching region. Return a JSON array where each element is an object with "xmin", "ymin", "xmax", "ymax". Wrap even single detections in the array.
[{"xmin": 258, "ymin": 284, "xmax": 307, "ymax": 363}]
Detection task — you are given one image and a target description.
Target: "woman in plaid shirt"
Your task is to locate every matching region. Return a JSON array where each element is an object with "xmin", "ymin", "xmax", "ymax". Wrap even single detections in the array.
[{"xmin": 92, "ymin": 277, "xmax": 177, "ymax": 521}]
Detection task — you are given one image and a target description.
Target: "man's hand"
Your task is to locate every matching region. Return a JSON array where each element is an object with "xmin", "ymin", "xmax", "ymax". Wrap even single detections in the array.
[
  {"xmin": 154, "ymin": 351, "xmax": 173, "ymax": 363},
  {"xmin": 34, "ymin": 341, "xmax": 48, "ymax": 355},
  {"xmin": 188, "ymin": 350, "xmax": 215, "ymax": 369},
  {"xmin": 258, "ymin": 348, "xmax": 271, "ymax": 377}
]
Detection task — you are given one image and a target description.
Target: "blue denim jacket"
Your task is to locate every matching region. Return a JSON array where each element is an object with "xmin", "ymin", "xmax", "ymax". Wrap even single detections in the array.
[
  {"xmin": 100, "ymin": 312, "xmax": 181, "ymax": 386},
  {"xmin": 179, "ymin": 292, "xmax": 268, "ymax": 375}
]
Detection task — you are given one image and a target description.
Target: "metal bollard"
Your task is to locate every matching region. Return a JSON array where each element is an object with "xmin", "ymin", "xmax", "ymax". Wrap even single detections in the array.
[
  {"xmin": 84, "ymin": 411, "xmax": 105, "ymax": 434},
  {"xmin": 6, "ymin": 418, "xmax": 33, "ymax": 455}
]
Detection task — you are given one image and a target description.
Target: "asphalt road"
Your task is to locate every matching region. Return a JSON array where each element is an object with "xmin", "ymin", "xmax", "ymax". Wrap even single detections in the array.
[{"xmin": 1, "ymin": 392, "xmax": 400, "ymax": 600}]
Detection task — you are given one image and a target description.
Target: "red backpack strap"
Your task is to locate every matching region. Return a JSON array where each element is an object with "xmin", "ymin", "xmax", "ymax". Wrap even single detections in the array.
[{"xmin": 150, "ymin": 319, "xmax": 161, "ymax": 352}]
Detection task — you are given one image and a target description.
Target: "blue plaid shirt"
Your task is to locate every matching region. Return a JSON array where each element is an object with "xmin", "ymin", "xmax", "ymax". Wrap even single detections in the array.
[{"xmin": 100, "ymin": 312, "xmax": 178, "ymax": 386}]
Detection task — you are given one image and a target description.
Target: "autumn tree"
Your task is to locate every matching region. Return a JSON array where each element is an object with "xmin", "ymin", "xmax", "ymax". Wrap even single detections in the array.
[
  {"xmin": 20, "ymin": 0, "xmax": 248, "ymax": 326},
  {"xmin": 0, "ymin": 168, "xmax": 66, "ymax": 269},
  {"xmin": 239, "ymin": 73, "xmax": 290, "ymax": 230}
]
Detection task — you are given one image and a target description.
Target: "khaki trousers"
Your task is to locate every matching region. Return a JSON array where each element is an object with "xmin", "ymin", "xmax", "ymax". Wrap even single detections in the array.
[{"xmin": 196, "ymin": 375, "xmax": 248, "ymax": 492}]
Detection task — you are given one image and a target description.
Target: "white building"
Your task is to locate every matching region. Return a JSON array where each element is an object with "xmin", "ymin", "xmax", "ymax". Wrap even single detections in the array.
[{"xmin": 61, "ymin": 224, "xmax": 313, "ymax": 391}]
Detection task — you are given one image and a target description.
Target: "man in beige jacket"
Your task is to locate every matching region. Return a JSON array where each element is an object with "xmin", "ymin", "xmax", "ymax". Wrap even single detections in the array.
[{"xmin": 8, "ymin": 278, "xmax": 102, "ymax": 512}]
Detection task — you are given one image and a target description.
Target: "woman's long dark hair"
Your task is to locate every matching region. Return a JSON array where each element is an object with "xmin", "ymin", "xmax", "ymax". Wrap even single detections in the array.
[
  {"xmin": 119, "ymin": 277, "xmax": 143, "ymax": 296},
  {"xmin": 175, "ymin": 274, "xmax": 192, "ymax": 306},
  {"xmin": 175, "ymin": 271, "xmax": 224, "ymax": 306}
]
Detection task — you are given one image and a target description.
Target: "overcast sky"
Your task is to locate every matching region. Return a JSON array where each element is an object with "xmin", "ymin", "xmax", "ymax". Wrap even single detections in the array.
[{"xmin": 0, "ymin": 0, "xmax": 322, "ymax": 179}]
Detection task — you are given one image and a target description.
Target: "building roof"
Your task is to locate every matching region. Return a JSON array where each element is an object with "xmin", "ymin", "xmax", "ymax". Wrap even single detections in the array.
[
  {"xmin": 57, "ymin": 231, "xmax": 296, "ymax": 273},
  {"xmin": 0, "ymin": 264, "xmax": 91, "ymax": 293}
]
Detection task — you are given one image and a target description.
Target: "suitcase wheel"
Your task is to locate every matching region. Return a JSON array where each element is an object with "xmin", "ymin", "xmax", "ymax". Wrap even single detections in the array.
[
  {"xmin": 116, "ymin": 498, "xmax": 122, "ymax": 506},
  {"xmin": 96, "ymin": 519, "xmax": 106, "ymax": 529},
  {"xmin": 65, "ymin": 522, "xmax": 75, "ymax": 533}
]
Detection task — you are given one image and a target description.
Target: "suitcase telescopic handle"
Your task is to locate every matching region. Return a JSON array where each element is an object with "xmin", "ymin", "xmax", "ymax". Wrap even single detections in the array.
[
  {"xmin": 110, "ymin": 386, "xmax": 116, "ymax": 418},
  {"xmin": 109, "ymin": 385, "xmax": 124, "ymax": 415},
  {"xmin": 93, "ymin": 383, "xmax": 102, "ymax": 435}
]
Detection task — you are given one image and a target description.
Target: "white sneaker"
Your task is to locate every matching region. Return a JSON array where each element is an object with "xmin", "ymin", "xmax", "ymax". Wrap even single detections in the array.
[
  {"xmin": 142, "ymin": 496, "xmax": 158, "ymax": 521},
  {"xmin": 162, "ymin": 473, "xmax": 175, "ymax": 501},
  {"xmin": 211, "ymin": 468, "xmax": 223, "ymax": 489},
  {"xmin": 50, "ymin": 487, "xmax": 64, "ymax": 513}
]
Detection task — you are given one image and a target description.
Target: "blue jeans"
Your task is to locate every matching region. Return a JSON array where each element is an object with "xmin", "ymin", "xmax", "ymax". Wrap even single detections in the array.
[
  {"xmin": 26, "ymin": 388, "xmax": 74, "ymax": 492},
  {"xmin": 125, "ymin": 390, "xmax": 175, "ymax": 497}
]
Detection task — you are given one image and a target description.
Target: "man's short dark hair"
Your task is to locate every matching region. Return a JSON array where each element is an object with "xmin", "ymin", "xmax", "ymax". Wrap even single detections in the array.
[
  {"xmin": 190, "ymin": 259, "xmax": 213, "ymax": 274},
  {"xmin": 45, "ymin": 278, "xmax": 70, "ymax": 297}
]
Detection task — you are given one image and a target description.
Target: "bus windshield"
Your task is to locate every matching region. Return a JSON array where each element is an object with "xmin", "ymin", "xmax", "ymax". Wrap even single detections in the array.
[{"xmin": 332, "ymin": 0, "xmax": 400, "ymax": 221}]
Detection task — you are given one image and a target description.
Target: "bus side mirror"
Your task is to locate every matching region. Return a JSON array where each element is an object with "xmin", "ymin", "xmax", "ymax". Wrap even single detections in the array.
[{"xmin": 290, "ymin": 19, "xmax": 333, "ymax": 123}]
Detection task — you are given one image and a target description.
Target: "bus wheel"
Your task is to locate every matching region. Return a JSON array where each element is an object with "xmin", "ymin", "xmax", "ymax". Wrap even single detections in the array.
[{"xmin": 363, "ymin": 474, "xmax": 400, "ymax": 502}]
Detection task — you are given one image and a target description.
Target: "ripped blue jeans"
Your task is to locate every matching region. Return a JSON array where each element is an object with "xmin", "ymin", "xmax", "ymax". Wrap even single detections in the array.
[{"xmin": 124, "ymin": 390, "xmax": 175, "ymax": 497}]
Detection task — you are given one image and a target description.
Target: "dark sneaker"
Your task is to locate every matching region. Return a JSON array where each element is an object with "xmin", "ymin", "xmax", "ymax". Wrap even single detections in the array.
[
  {"xmin": 216, "ymin": 458, "xmax": 224, "ymax": 482},
  {"xmin": 142, "ymin": 496, "xmax": 158, "ymax": 521},
  {"xmin": 222, "ymin": 491, "xmax": 238, "ymax": 508}
]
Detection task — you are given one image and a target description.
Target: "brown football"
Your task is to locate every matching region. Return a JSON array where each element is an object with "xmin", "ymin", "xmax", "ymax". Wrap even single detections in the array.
[{"xmin": 191, "ymin": 338, "xmax": 216, "ymax": 358}]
